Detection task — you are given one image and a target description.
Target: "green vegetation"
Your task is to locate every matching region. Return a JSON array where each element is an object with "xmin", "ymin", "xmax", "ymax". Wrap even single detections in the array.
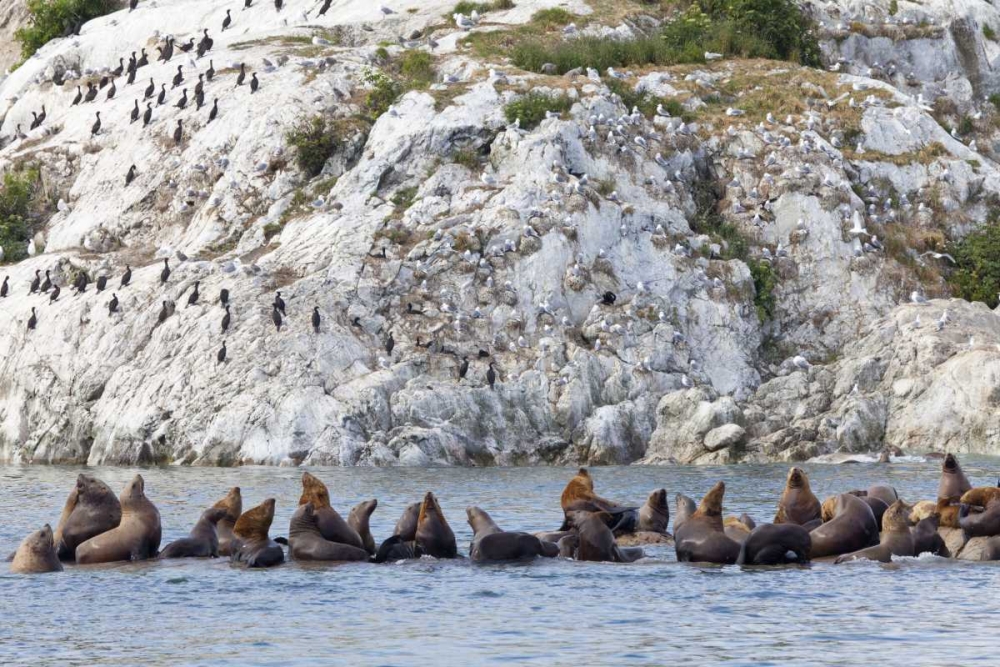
[
  {"xmin": 398, "ymin": 50, "xmax": 435, "ymax": 89},
  {"xmin": 985, "ymin": 24, "xmax": 998, "ymax": 42},
  {"xmin": 360, "ymin": 50, "xmax": 438, "ymax": 119},
  {"xmin": 947, "ymin": 221, "xmax": 1000, "ymax": 308},
  {"xmin": 451, "ymin": 148, "xmax": 481, "ymax": 169},
  {"xmin": 748, "ymin": 259, "xmax": 777, "ymax": 322},
  {"xmin": 503, "ymin": 91, "xmax": 573, "ymax": 129},
  {"xmin": 957, "ymin": 115, "xmax": 975, "ymax": 136},
  {"xmin": 690, "ymin": 177, "xmax": 748, "ymax": 260},
  {"xmin": 452, "ymin": 0, "xmax": 514, "ymax": 15},
  {"xmin": 889, "ymin": 0, "xmax": 898, "ymax": 16},
  {"xmin": 285, "ymin": 116, "xmax": 340, "ymax": 177},
  {"xmin": 15, "ymin": 0, "xmax": 118, "ymax": 62},
  {"xmin": 606, "ymin": 78, "xmax": 690, "ymax": 121},
  {"xmin": 361, "ymin": 67, "xmax": 402, "ymax": 119},
  {"xmin": 391, "ymin": 186, "xmax": 417, "ymax": 214},
  {"xmin": 529, "ymin": 7, "xmax": 574, "ymax": 27},
  {"xmin": 0, "ymin": 167, "xmax": 41, "ymax": 263}
]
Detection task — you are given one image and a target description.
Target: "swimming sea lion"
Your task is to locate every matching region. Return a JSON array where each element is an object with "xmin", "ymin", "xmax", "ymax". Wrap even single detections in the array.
[
  {"xmin": 773, "ymin": 467, "xmax": 821, "ymax": 526},
  {"xmin": 938, "ymin": 453, "xmax": 972, "ymax": 501},
  {"xmin": 10, "ymin": 524, "xmax": 63, "ymax": 574},
  {"xmin": 288, "ymin": 503, "xmax": 370, "ymax": 562},
  {"xmin": 958, "ymin": 500, "xmax": 1000, "ymax": 538},
  {"xmin": 76, "ymin": 474, "xmax": 161, "ymax": 564},
  {"xmin": 737, "ymin": 523, "xmax": 811, "ymax": 565},
  {"xmin": 159, "ymin": 507, "xmax": 228, "ymax": 558},
  {"xmin": 674, "ymin": 482, "xmax": 741, "ymax": 564},
  {"xmin": 394, "ymin": 502, "xmax": 421, "ymax": 540},
  {"xmin": 809, "ymin": 493, "xmax": 879, "ymax": 559},
  {"xmin": 230, "ymin": 498, "xmax": 285, "ymax": 568},
  {"xmin": 912, "ymin": 514, "xmax": 948, "ymax": 557},
  {"xmin": 54, "ymin": 474, "xmax": 122, "ymax": 561},
  {"xmin": 638, "ymin": 489, "xmax": 669, "ymax": 533},
  {"xmin": 348, "ymin": 499, "xmax": 378, "ymax": 555},
  {"xmin": 834, "ymin": 500, "xmax": 914, "ymax": 563},
  {"xmin": 960, "ymin": 487, "xmax": 1000, "ymax": 508},
  {"xmin": 466, "ymin": 506, "xmax": 558, "ymax": 562},
  {"xmin": 415, "ymin": 492, "xmax": 457, "ymax": 559},
  {"xmin": 299, "ymin": 472, "xmax": 365, "ymax": 550},
  {"xmin": 866, "ymin": 485, "xmax": 898, "ymax": 508},
  {"xmin": 212, "ymin": 486, "xmax": 242, "ymax": 556},
  {"xmin": 673, "ymin": 493, "xmax": 697, "ymax": 531}
]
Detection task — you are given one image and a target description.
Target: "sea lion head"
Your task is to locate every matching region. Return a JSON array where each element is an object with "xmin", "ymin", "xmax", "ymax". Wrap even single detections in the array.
[
  {"xmin": 882, "ymin": 500, "xmax": 911, "ymax": 532},
  {"xmin": 121, "ymin": 474, "xmax": 147, "ymax": 505},
  {"xmin": 574, "ymin": 468, "xmax": 594, "ymax": 490},
  {"xmin": 299, "ymin": 472, "xmax": 330, "ymax": 508},
  {"xmin": 943, "ymin": 453, "xmax": 958, "ymax": 473},
  {"xmin": 786, "ymin": 467, "xmax": 808, "ymax": 490},
  {"xmin": 202, "ymin": 507, "xmax": 230, "ymax": 525},
  {"xmin": 674, "ymin": 493, "xmax": 696, "ymax": 526},
  {"xmin": 739, "ymin": 513, "xmax": 757, "ymax": 530},
  {"xmin": 466, "ymin": 506, "xmax": 499, "ymax": 534},
  {"xmin": 647, "ymin": 488, "xmax": 668, "ymax": 511},
  {"xmin": 77, "ymin": 474, "xmax": 114, "ymax": 502},
  {"xmin": 23, "ymin": 524, "xmax": 55, "ymax": 556},
  {"xmin": 697, "ymin": 481, "xmax": 725, "ymax": 517},
  {"xmin": 234, "ymin": 498, "xmax": 276, "ymax": 540},
  {"xmin": 419, "ymin": 491, "xmax": 448, "ymax": 528},
  {"xmin": 349, "ymin": 499, "xmax": 377, "ymax": 523},
  {"xmin": 213, "ymin": 486, "xmax": 243, "ymax": 521}
]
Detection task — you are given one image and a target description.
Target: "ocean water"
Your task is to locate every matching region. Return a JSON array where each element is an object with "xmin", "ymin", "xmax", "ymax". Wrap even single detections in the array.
[{"xmin": 3, "ymin": 459, "xmax": 1000, "ymax": 666}]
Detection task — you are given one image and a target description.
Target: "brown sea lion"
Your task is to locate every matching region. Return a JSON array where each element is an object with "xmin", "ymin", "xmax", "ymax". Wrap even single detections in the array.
[
  {"xmin": 938, "ymin": 453, "xmax": 972, "ymax": 501},
  {"xmin": 230, "ymin": 498, "xmax": 285, "ymax": 568},
  {"xmin": 159, "ymin": 507, "xmax": 228, "ymax": 558},
  {"xmin": 867, "ymin": 485, "xmax": 898, "ymax": 508},
  {"xmin": 674, "ymin": 482, "xmax": 741, "ymax": 564},
  {"xmin": 861, "ymin": 497, "xmax": 889, "ymax": 531},
  {"xmin": 374, "ymin": 535, "xmax": 420, "ymax": 563},
  {"xmin": 348, "ymin": 499, "xmax": 378, "ymax": 555},
  {"xmin": 737, "ymin": 523, "xmax": 811, "ymax": 565},
  {"xmin": 958, "ymin": 501, "xmax": 1000, "ymax": 538},
  {"xmin": 570, "ymin": 511, "xmax": 643, "ymax": 563},
  {"xmin": 212, "ymin": 487, "xmax": 242, "ymax": 557},
  {"xmin": 638, "ymin": 489, "xmax": 669, "ymax": 533},
  {"xmin": 299, "ymin": 472, "xmax": 365, "ymax": 550},
  {"xmin": 723, "ymin": 516, "xmax": 752, "ymax": 545},
  {"xmin": 466, "ymin": 507, "xmax": 558, "ymax": 562},
  {"xmin": 834, "ymin": 500, "xmax": 914, "ymax": 563},
  {"xmin": 774, "ymin": 467, "xmax": 821, "ymax": 526},
  {"xmin": 394, "ymin": 502, "xmax": 421, "ymax": 540},
  {"xmin": 673, "ymin": 493, "xmax": 697, "ymax": 530},
  {"xmin": 415, "ymin": 492, "xmax": 457, "ymax": 559},
  {"xmin": 288, "ymin": 503, "xmax": 370, "ymax": 562},
  {"xmin": 10, "ymin": 524, "xmax": 63, "ymax": 574},
  {"xmin": 936, "ymin": 498, "xmax": 962, "ymax": 528},
  {"xmin": 912, "ymin": 514, "xmax": 948, "ymax": 557},
  {"xmin": 809, "ymin": 493, "xmax": 879, "ymax": 559},
  {"xmin": 960, "ymin": 487, "xmax": 1000, "ymax": 508},
  {"xmin": 76, "ymin": 475, "xmax": 161, "ymax": 564},
  {"xmin": 54, "ymin": 474, "xmax": 122, "ymax": 561}
]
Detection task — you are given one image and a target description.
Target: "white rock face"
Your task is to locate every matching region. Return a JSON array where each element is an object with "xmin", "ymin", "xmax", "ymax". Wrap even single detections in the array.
[{"xmin": 0, "ymin": 0, "xmax": 999, "ymax": 466}]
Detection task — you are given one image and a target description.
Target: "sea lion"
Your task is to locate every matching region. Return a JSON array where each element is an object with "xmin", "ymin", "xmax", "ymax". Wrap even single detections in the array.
[
  {"xmin": 415, "ymin": 491, "xmax": 457, "ymax": 559},
  {"xmin": 394, "ymin": 502, "xmax": 421, "ymax": 540},
  {"xmin": 348, "ymin": 499, "xmax": 378, "ymax": 555},
  {"xmin": 466, "ymin": 506, "xmax": 558, "ymax": 562},
  {"xmin": 834, "ymin": 500, "xmax": 915, "ymax": 563},
  {"xmin": 674, "ymin": 482, "xmax": 741, "ymax": 564},
  {"xmin": 938, "ymin": 453, "xmax": 972, "ymax": 501},
  {"xmin": 737, "ymin": 523, "xmax": 811, "ymax": 565},
  {"xmin": 76, "ymin": 474, "xmax": 161, "ymax": 564},
  {"xmin": 912, "ymin": 514, "xmax": 948, "ymax": 557},
  {"xmin": 909, "ymin": 500, "xmax": 938, "ymax": 524},
  {"xmin": 867, "ymin": 485, "xmax": 898, "ymax": 508},
  {"xmin": 557, "ymin": 533, "xmax": 578, "ymax": 558},
  {"xmin": 54, "ymin": 474, "xmax": 122, "ymax": 561},
  {"xmin": 559, "ymin": 468, "xmax": 638, "ymax": 533},
  {"xmin": 773, "ymin": 467, "xmax": 821, "ymax": 526},
  {"xmin": 230, "ymin": 498, "xmax": 284, "ymax": 568},
  {"xmin": 374, "ymin": 535, "xmax": 421, "ymax": 563},
  {"xmin": 638, "ymin": 488, "xmax": 670, "ymax": 533},
  {"xmin": 534, "ymin": 530, "xmax": 574, "ymax": 543},
  {"xmin": 960, "ymin": 487, "xmax": 1000, "ymax": 508},
  {"xmin": 10, "ymin": 524, "xmax": 63, "ymax": 574},
  {"xmin": 723, "ymin": 516, "xmax": 752, "ymax": 544},
  {"xmin": 935, "ymin": 498, "xmax": 962, "ymax": 528},
  {"xmin": 299, "ymin": 472, "xmax": 365, "ymax": 550},
  {"xmin": 570, "ymin": 511, "xmax": 643, "ymax": 563},
  {"xmin": 288, "ymin": 503, "xmax": 370, "ymax": 562},
  {"xmin": 958, "ymin": 500, "xmax": 1000, "ymax": 538},
  {"xmin": 159, "ymin": 507, "xmax": 228, "ymax": 558},
  {"xmin": 212, "ymin": 486, "xmax": 242, "ymax": 556},
  {"xmin": 673, "ymin": 493, "xmax": 697, "ymax": 530},
  {"xmin": 861, "ymin": 497, "xmax": 889, "ymax": 531},
  {"xmin": 809, "ymin": 493, "xmax": 878, "ymax": 559}
]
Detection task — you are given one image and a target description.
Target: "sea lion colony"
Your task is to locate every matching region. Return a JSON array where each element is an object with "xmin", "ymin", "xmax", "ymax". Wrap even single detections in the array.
[{"xmin": 7, "ymin": 454, "xmax": 999, "ymax": 573}]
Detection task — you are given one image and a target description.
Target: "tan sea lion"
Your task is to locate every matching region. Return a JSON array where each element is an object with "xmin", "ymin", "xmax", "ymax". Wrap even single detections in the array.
[
  {"xmin": 908, "ymin": 500, "xmax": 938, "ymax": 524},
  {"xmin": 958, "ymin": 500, "xmax": 1000, "ymax": 538},
  {"xmin": 299, "ymin": 472, "xmax": 365, "ymax": 550},
  {"xmin": 723, "ymin": 516, "xmax": 752, "ymax": 545},
  {"xmin": 674, "ymin": 482, "xmax": 741, "ymax": 564},
  {"xmin": 54, "ymin": 474, "xmax": 122, "ymax": 561},
  {"xmin": 638, "ymin": 489, "xmax": 669, "ymax": 533},
  {"xmin": 673, "ymin": 493, "xmax": 697, "ymax": 531},
  {"xmin": 466, "ymin": 506, "xmax": 558, "ymax": 562},
  {"xmin": 809, "ymin": 493, "xmax": 879, "ymax": 559},
  {"xmin": 394, "ymin": 502, "xmax": 421, "ymax": 540},
  {"xmin": 559, "ymin": 468, "xmax": 637, "ymax": 534},
  {"xmin": 960, "ymin": 487, "xmax": 1000, "ymax": 508},
  {"xmin": 415, "ymin": 491, "xmax": 457, "ymax": 558},
  {"xmin": 935, "ymin": 498, "xmax": 962, "ymax": 528},
  {"xmin": 76, "ymin": 474, "xmax": 161, "ymax": 564},
  {"xmin": 774, "ymin": 467, "xmax": 821, "ymax": 526},
  {"xmin": 348, "ymin": 499, "xmax": 378, "ymax": 555},
  {"xmin": 737, "ymin": 523, "xmax": 811, "ymax": 565},
  {"xmin": 10, "ymin": 524, "xmax": 63, "ymax": 574},
  {"xmin": 230, "ymin": 498, "xmax": 285, "ymax": 568},
  {"xmin": 938, "ymin": 453, "xmax": 972, "ymax": 501},
  {"xmin": 834, "ymin": 500, "xmax": 915, "ymax": 563},
  {"xmin": 288, "ymin": 503, "xmax": 370, "ymax": 562},
  {"xmin": 912, "ymin": 514, "xmax": 948, "ymax": 557},
  {"xmin": 159, "ymin": 507, "xmax": 228, "ymax": 558},
  {"xmin": 212, "ymin": 487, "xmax": 242, "ymax": 557}
]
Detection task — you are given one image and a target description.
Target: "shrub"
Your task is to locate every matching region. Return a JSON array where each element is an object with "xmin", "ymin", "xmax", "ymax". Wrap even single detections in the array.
[
  {"xmin": 0, "ymin": 167, "xmax": 41, "ymax": 263},
  {"xmin": 947, "ymin": 222, "xmax": 1000, "ymax": 308},
  {"xmin": 512, "ymin": 34, "xmax": 678, "ymax": 75},
  {"xmin": 503, "ymin": 91, "xmax": 572, "ymax": 129},
  {"xmin": 398, "ymin": 50, "xmax": 435, "ymax": 89},
  {"xmin": 361, "ymin": 67, "xmax": 402, "ymax": 119},
  {"xmin": 957, "ymin": 115, "xmax": 975, "ymax": 136},
  {"xmin": 530, "ymin": 8, "xmax": 574, "ymax": 27},
  {"xmin": 606, "ymin": 78, "xmax": 690, "ymax": 121},
  {"xmin": 889, "ymin": 0, "xmax": 898, "ymax": 16},
  {"xmin": 748, "ymin": 259, "xmax": 777, "ymax": 322},
  {"xmin": 452, "ymin": 0, "xmax": 513, "ymax": 15},
  {"xmin": 16, "ymin": 0, "xmax": 119, "ymax": 62},
  {"xmin": 985, "ymin": 24, "xmax": 997, "ymax": 42},
  {"xmin": 451, "ymin": 148, "xmax": 481, "ymax": 169},
  {"xmin": 285, "ymin": 116, "xmax": 339, "ymax": 177},
  {"xmin": 391, "ymin": 186, "xmax": 417, "ymax": 213}
]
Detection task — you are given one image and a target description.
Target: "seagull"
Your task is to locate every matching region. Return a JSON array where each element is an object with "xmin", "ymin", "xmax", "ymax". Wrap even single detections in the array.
[
  {"xmin": 848, "ymin": 211, "xmax": 868, "ymax": 236},
  {"xmin": 920, "ymin": 251, "xmax": 956, "ymax": 264},
  {"xmin": 910, "ymin": 291, "xmax": 928, "ymax": 305},
  {"xmin": 792, "ymin": 355, "xmax": 810, "ymax": 370}
]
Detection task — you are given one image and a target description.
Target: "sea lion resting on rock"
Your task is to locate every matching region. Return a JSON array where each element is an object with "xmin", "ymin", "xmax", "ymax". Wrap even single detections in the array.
[
  {"xmin": 288, "ymin": 503, "xmax": 370, "ymax": 562},
  {"xmin": 159, "ymin": 507, "xmax": 228, "ymax": 558},
  {"xmin": 638, "ymin": 489, "xmax": 669, "ymax": 533},
  {"xmin": 774, "ymin": 468, "xmax": 821, "ymax": 526},
  {"xmin": 723, "ymin": 516, "xmax": 754, "ymax": 545},
  {"xmin": 76, "ymin": 474, "xmax": 161, "ymax": 564},
  {"xmin": 559, "ymin": 468, "xmax": 637, "ymax": 534},
  {"xmin": 835, "ymin": 500, "xmax": 914, "ymax": 563},
  {"xmin": 959, "ymin": 500, "xmax": 1000, "ymax": 538},
  {"xmin": 562, "ymin": 510, "xmax": 643, "ymax": 563},
  {"xmin": 416, "ymin": 492, "xmax": 457, "ymax": 559},
  {"xmin": 212, "ymin": 487, "xmax": 242, "ymax": 557},
  {"xmin": 912, "ymin": 514, "xmax": 948, "ymax": 557},
  {"xmin": 230, "ymin": 498, "xmax": 285, "ymax": 568},
  {"xmin": 809, "ymin": 493, "xmax": 879, "ymax": 559},
  {"xmin": 867, "ymin": 485, "xmax": 898, "ymax": 508},
  {"xmin": 674, "ymin": 482, "xmax": 741, "ymax": 564},
  {"xmin": 466, "ymin": 507, "xmax": 558, "ymax": 562},
  {"xmin": 55, "ymin": 474, "xmax": 122, "ymax": 561},
  {"xmin": 299, "ymin": 472, "xmax": 365, "ymax": 550},
  {"xmin": 909, "ymin": 500, "xmax": 938, "ymax": 524},
  {"xmin": 938, "ymin": 453, "xmax": 972, "ymax": 501},
  {"xmin": 673, "ymin": 493, "xmax": 697, "ymax": 531},
  {"xmin": 935, "ymin": 498, "xmax": 962, "ymax": 528},
  {"xmin": 348, "ymin": 499, "xmax": 378, "ymax": 555},
  {"xmin": 961, "ymin": 487, "xmax": 1000, "ymax": 509},
  {"xmin": 737, "ymin": 523, "xmax": 811, "ymax": 565},
  {"xmin": 10, "ymin": 524, "xmax": 62, "ymax": 574},
  {"xmin": 394, "ymin": 502, "xmax": 421, "ymax": 541}
]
